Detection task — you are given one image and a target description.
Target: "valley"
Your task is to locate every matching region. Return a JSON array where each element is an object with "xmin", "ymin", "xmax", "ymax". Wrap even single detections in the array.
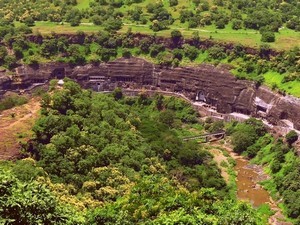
[{"xmin": 0, "ymin": 0, "xmax": 299, "ymax": 224}]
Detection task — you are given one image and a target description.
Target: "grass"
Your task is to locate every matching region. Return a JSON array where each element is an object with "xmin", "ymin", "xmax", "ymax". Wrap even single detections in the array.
[
  {"xmin": 263, "ymin": 71, "xmax": 300, "ymax": 97},
  {"xmin": 75, "ymin": 0, "xmax": 92, "ymax": 9},
  {"xmin": 30, "ymin": 20, "xmax": 300, "ymax": 51},
  {"xmin": 257, "ymin": 204, "xmax": 274, "ymax": 225},
  {"xmin": 11, "ymin": 0, "xmax": 300, "ymax": 50},
  {"xmin": 31, "ymin": 21, "xmax": 103, "ymax": 34}
]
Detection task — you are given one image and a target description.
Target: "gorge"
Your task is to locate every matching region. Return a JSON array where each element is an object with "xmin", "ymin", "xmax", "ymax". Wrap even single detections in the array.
[{"xmin": 1, "ymin": 57, "xmax": 299, "ymax": 134}]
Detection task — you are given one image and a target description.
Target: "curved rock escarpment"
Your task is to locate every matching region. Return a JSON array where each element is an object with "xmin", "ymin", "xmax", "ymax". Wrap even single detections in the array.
[{"xmin": 0, "ymin": 57, "xmax": 300, "ymax": 131}]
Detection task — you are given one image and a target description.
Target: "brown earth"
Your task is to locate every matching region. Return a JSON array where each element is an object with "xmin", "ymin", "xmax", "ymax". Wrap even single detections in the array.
[{"xmin": 0, "ymin": 98, "xmax": 40, "ymax": 160}]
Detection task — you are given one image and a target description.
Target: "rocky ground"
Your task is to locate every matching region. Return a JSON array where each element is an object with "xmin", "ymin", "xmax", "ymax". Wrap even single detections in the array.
[{"xmin": 0, "ymin": 98, "xmax": 40, "ymax": 160}]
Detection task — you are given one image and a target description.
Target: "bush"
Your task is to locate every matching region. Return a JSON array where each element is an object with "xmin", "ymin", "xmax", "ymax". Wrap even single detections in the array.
[
  {"xmin": 150, "ymin": 44, "xmax": 165, "ymax": 57},
  {"xmin": 261, "ymin": 31, "xmax": 275, "ymax": 43},
  {"xmin": 232, "ymin": 19, "xmax": 243, "ymax": 30},
  {"xmin": 122, "ymin": 48, "xmax": 132, "ymax": 58},
  {"xmin": 183, "ymin": 44, "xmax": 198, "ymax": 61},
  {"xmin": 157, "ymin": 51, "xmax": 173, "ymax": 66},
  {"xmin": 270, "ymin": 159, "xmax": 281, "ymax": 173},
  {"xmin": 169, "ymin": 0, "xmax": 178, "ymax": 6},
  {"xmin": 285, "ymin": 130, "xmax": 298, "ymax": 145},
  {"xmin": 207, "ymin": 45, "xmax": 226, "ymax": 60},
  {"xmin": 171, "ymin": 29, "xmax": 182, "ymax": 44},
  {"xmin": 0, "ymin": 94, "xmax": 28, "ymax": 112},
  {"xmin": 159, "ymin": 110, "xmax": 176, "ymax": 127},
  {"xmin": 231, "ymin": 124, "xmax": 257, "ymax": 153},
  {"xmin": 215, "ymin": 19, "xmax": 226, "ymax": 29}
]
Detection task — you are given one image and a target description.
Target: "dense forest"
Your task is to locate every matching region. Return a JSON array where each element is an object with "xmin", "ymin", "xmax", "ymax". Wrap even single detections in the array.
[{"xmin": 0, "ymin": 79, "xmax": 272, "ymax": 224}]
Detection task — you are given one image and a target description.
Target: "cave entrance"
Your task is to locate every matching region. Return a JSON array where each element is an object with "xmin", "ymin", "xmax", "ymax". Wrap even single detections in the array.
[
  {"xmin": 279, "ymin": 111, "xmax": 288, "ymax": 120},
  {"xmin": 195, "ymin": 90, "xmax": 206, "ymax": 102},
  {"xmin": 52, "ymin": 68, "xmax": 65, "ymax": 79},
  {"xmin": 257, "ymin": 105, "xmax": 267, "ymax": 113},
  {"xmin": 97, "ymin": 82, "xmax": 103, "ymax": 92}
]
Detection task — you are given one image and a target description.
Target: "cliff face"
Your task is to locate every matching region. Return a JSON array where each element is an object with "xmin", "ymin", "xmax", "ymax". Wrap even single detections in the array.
[{"xmin": 0, "ymin": 57, "xmax": 299, "ymax": 130}]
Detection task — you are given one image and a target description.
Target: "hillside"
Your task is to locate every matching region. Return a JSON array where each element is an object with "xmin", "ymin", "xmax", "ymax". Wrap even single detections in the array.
[
  {"xmin": 0, "ymin": 80, "xmax": 271, "ymax": 224},
  {"xmin": 0, "ymin": 0, "xmax": 299, "ymax": 97},
  {"xmin": 0, "ymin": 1, "xmax": 300, "ymax": 223},
  {"xmin": 0, "ymin": 80, "xmax": 299, "ymax": 224}
]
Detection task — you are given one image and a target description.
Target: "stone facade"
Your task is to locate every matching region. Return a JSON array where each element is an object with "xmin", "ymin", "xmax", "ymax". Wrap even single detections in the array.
[{"xmin": 0, "ymin": 57, "xmax": 299, "ymax": 130}]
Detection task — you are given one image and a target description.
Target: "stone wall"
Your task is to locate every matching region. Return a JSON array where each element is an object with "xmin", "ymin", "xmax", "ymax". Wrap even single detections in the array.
[{"xmin": 0, "ymin": 57, "xmax": 299, "ymax": 130}]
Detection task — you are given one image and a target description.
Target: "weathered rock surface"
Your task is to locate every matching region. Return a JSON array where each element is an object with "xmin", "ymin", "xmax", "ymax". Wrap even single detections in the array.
[{"xmin": 0, "ymin": 57, "xmax": 300, "ymax": 130}]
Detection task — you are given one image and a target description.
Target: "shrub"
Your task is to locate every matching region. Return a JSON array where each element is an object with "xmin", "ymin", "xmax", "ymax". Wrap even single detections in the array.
[
  {"xmin": 285, "ymin": 130, "xmax": 298, "ymax": 145},
  {"xmin": 261, "ymin": 31, "xmax": 275, "ymax": 43},
  {"xmin": 0, "ymin": 94, "xmax": 28, "ymax": 112}
]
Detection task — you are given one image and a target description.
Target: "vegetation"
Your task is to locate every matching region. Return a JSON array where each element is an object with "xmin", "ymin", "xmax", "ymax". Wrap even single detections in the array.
[
  {"xmin": 0, "ymin": 80, "xmax": 269, "ymax": 224},
  {"xmin": 253, "ymin": 139, "xmax": 300, "ymax": 224},
  {"xmin": 0, "ymin": 94, "xmax": 28, "ymax": 112},
  {"xmin": 0, "ymin": 0, "xmax": 299, "ymax": 221},
  {"xmin": 0, "ymin": 0, "xmax": 299, "ymax": 97},
  {"xmin": 0, "ymin": 0, "xmax": 299, "ymax": 46},
  {"xmin": 229, "ymin": 118, "xmax": 300, "ymax": 224},
  {"xmin": 0, "ymin": 27, "xmax": 299, "ymax": 96}
]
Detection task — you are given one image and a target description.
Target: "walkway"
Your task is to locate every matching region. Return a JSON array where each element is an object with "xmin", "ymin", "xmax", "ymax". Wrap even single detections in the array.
[{"xmin": 182, "ymin": 131, "xmax": 226, "ymax": 142}]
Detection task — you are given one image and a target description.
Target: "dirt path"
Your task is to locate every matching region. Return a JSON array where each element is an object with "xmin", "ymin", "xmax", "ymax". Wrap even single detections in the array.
[
  {"xmin": 208, "ymin": 148, "xmax": 230, "ymax": 183},
  {"xmin": 0, "ymin": 98, "xmax": 41, "ymax": 160}
]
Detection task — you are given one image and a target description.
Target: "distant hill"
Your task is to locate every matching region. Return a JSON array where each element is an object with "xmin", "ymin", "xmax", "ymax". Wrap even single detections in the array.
[{"xmin": 1, "ymin": 0, "xmax": 300, "ymax": 49}]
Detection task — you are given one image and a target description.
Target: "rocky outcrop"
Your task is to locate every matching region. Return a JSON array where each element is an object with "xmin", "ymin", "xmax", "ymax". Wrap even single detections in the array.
[{"xmin": 0, "ymin": 57, "xmax": 299, "ymax": 130}]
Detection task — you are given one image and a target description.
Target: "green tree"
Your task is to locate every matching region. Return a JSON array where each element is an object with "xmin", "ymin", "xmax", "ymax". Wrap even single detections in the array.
[
  {"xmin": 0, "ymin": 170, "xmax": 81, "ymax": 225},
  {"xmin": 150, "ymin": 44, "xmax": 165, "ymax": 57},
  {"xmin": 65, "ymin": 8, "xmax": 81, "ymax": 26},
  {"xmin": 4, "ymin": 55, "xmax": 17, "ymax": 69},
  {"xmin": 170, "ymin": 29, "xmax": 182, "ymax": 45},
  {"xmin": 157, "ymin": 51, "xmax": 173, "ymax": 66},
  {"xmin": 207, "ymin": 45, "xmax": 226, "ymax": 60},
  {"xmin": 261, "ymin": 31, "xmax": 275, "ymax": 43},
  {"xmin": 215, "ymin": 19, "xmax": 226, "ymax": 29},
  {"xmin": 232, "ymin": 19, "xmax": 243, "ymax": 30},
  {"xmin": 24, "ymin": 16, "xmax": 35, "ymax": 27},
  {"xmin": 40, "ymin": 39, "xmax": 58, "ymax": 58},
  {"xmin": 0, "ymin": 46, "xmax": 8, "ymax": 63},
  {"xmin": 169, "ymin": 0, "xmax": 178, "ymax": 6},
  {"xmin": 159, "ymin": 110, "xmax": 176, "ymax": 127},
  {"xmin": 183, "ymin": 44, "xmax": 198, "ymax": 61},
  {"xmin": 285, "ymin": 130, "xmax": 298, "ymax": 146},
  {"xmin": 113, "ymin": 87, "xmax": 123, "ymax": 100},
  {"xmin": 103, "ymin": 18, "xmax": 122, "ymax": 32},
  {"xmin": 231, "ymin": 124, "xmax": 258, "ymax": 153}
]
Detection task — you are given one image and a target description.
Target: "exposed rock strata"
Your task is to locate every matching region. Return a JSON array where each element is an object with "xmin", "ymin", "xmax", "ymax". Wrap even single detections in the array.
[{"xmin": 0, "ymin": 57, "xmax": 299, "ymax": 130}]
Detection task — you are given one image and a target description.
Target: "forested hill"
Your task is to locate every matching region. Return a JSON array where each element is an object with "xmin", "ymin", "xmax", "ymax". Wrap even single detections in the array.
[{"xmin": 0, "ymin": 80, "xmax": 269, "ymax": 224}]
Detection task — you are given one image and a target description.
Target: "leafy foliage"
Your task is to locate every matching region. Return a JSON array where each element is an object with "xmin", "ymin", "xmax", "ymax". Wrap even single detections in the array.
[
  {"xmin": 0, "ymin": 166, "xmax": 83, "ymax": 224},
  {"xmin": 231, "ymin": 118, "xmax": 266, "ymax": 154},
  {"xmin": 0, "ymin": 80, "xmax": 264, "ymax": 224}
]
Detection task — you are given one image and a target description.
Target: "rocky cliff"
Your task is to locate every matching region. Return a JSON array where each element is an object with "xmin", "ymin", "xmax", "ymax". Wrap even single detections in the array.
[{"xmin": 0, "ymin": 57, "xmax": 299, "ymax": 130}]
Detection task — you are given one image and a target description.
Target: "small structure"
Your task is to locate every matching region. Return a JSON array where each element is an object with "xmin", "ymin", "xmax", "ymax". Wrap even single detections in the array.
[
  {"xmin": 255, "ymin": 97, "xmax": 269, "ymax": 113},
  {"xmin": 196, "ymin": 90, "xmax": 207, "ymax": 102},
  {"xmin": 57, "ymin": 79, "xmax": 64, "ymax": 86},
  {"xmin": 182, "ymin": 131, "xmax": 226, "ymax": 142}
]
